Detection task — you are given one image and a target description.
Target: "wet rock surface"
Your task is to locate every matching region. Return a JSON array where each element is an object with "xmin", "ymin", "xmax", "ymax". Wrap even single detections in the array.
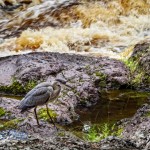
[
  {"xmin": 98, "ymin": 136, "xmax": 138, "ymax": 150},
  {"xmin": 0, "ymin": 130, "xmax": 28, "ymax": 141},
  {"xmin": 0, "ymin": 52, "xmax": 130, "ymax": 139},
  {"xmin": 0, "ymin": 52, "xmax": 129, "ymax": 104},
  {"xmin": 0, "ymin": 132, "xmax": 94, "ymax": 150},
  {"xmin": 121, "ymin": 104, "xmax": 150, "ymax": 149},
  {"xmin": 129, "ymin": 39, "xmax": 150, "ymax": 91},
  {"xmin": 0, "ymin": 52, "xmax": 149, "ymax": 149},
  {"xmin": 1, "ymin": 103, "xmax": 150, "ymax": 149}
]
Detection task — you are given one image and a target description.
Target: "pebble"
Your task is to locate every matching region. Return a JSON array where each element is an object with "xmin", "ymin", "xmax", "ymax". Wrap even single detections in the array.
[{"xmin": 17, "ymin": 145, "xmax": 24, "ymax": 149}]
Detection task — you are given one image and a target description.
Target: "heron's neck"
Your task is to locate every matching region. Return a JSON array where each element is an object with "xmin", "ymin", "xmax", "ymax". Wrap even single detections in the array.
[{"xmin": 51, "ymin": 87, "xmax": 61, "ymax": 100}]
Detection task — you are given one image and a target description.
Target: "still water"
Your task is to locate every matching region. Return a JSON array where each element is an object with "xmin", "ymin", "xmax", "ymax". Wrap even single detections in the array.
[{"xmin": 65, "ymin": 90, "xmax": 150, "ymax": 133}]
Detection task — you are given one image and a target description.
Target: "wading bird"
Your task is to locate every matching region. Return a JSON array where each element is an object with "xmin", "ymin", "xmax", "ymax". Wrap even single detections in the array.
[{"xmin": 18, "ymin": 79, "xmax": 71, "ymax": 127}]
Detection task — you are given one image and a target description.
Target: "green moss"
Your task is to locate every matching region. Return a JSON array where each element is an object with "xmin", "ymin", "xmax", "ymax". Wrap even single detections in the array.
[
  {"xmin": 38, "ymin": 108, "xmax": 58, "ymax": 121},
  {"xmin": 24, "ymin": 80, "xmax": 38, "ymax": 92},
  {"xmin": 83, "ymin": 123, "xmax": 123, "ymax": 142},
  {"xmin": 0, "ymin": 78, "xmax": 37, "ymax": 95},
  {"xmin": 0, "ymin": 119, "xmax": 23, "ymax": 130},
  {"xmin": 123, "ymin": 59, "xmax": 138, "ymax": 73},
  {"xmin": 131, "ymin": 72, "xmax": 144, "ymax": 86},
  {"xmin": 0, "ymin": 107, "xmax": 6, "ymax": 117},
  {"xmin": 57, "ymin": 132, "xmax": 66, "ymax": 137},
  {"xmin": 95, "ymin": 72, "xmax": 107, "ymax": 88},
  {"xmin": 123, "ymin": 58, "xmax": 150, "ymax": 88}
]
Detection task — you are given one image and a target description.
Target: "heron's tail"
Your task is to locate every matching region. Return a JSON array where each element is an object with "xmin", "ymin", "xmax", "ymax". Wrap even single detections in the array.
[
  {"xmin": 18, "ymin": 105, "xmax": 26, "ymax": 113},
  {"xmin": 18, "ymin": 99, "xmax": 28, "ymax": 113}
]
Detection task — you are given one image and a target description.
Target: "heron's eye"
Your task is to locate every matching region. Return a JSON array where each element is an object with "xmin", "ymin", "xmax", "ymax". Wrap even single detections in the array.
[{"xmin": 57, "ymin": 84, "xmax": 61, "ymax": 88}]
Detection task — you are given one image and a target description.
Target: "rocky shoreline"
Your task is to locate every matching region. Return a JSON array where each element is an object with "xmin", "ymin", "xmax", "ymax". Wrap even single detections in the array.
[{"xmin": 0, "ymin": 40, "xmax": 150, "ymax": 149}]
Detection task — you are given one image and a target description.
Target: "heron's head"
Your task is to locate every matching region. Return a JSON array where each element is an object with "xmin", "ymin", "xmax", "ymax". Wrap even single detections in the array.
[{"xmin": 52, "ymin": 81, "xmax": 61, "ymax": 90}]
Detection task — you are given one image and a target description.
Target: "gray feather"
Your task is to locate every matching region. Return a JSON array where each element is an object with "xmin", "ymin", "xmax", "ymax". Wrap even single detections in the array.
[
  {"xmin": 24, "ymin": 82, "xmax": 52, "ymax": 99},
  {"xmin": 19, "ymin": 86, "xmax": 53, "ymax": 111}
]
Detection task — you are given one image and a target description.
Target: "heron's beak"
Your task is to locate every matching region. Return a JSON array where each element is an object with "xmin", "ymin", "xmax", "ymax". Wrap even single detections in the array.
[{"xmin": 56, "ymin": 78, "xmax": 72, "ymax": 88}]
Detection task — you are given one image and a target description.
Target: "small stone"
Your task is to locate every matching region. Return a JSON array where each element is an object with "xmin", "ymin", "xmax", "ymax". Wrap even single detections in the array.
[
  {"xmin": 6, "ymin": 143, "xmax": 12, "ymax": 147},
  {"xmin": 21, "ymin": 140, "xmax": 27, "ymax": 144},
  {"xmin": 17, "ymin": 145, "xmax": 24, "ymax": 149},
  {"xmin": 63, "ymin": 147, "xmax": 69, "ymax": 150}
]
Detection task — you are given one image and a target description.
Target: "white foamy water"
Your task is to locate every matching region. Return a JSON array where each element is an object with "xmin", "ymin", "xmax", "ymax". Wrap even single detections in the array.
[{"xmin": 0, "ymin": 0, "xmax": 149, "ymax": 59}]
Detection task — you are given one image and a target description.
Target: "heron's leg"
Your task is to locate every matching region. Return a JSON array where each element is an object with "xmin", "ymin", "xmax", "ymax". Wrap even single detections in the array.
[
  {"xmin": 46, "ymin": 104, "xmax": 56, "ymax": 127},
  {"xmin": 34, "ymin": 107, "xmax": 40, "ymax": 126}
]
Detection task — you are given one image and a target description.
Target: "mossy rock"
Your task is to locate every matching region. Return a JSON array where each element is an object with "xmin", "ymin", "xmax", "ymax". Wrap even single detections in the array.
[
  {"xmin": 0, "ymin": 79, "xmax": 37, "ymax": 95},
  {"xmin": 124, "ymin": 40, "xmax": 150, "ymax": 90},
  {"xmin": 95, "ymin": 72, "xmax": 107, "ymax": 88},
  {"xmin": 0, "ymin": 119, "xmax": 23, "ymax": 130},
  {"xmin": 123, "ymin": 56, "xmax": 150, "ymax": 90},
  {"xmin": 0, "ymin": 107, "xmax": 6, "ymax": 117},
  {"xmin": 38, "ymin": 108, "xmax": 58, "ymax": 121},
  {"xmin": 83, "ymin": 123, "xmax": 123, "ymax": 142}
]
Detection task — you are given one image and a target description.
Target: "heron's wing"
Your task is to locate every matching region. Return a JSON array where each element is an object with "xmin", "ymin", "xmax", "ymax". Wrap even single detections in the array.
[
  {"xmin": 24, "ymin": 82, "xmax": 51, "ymax": 99},
  {"xmin": 20, "ymin": 86, "xmax": 53, "ymax": 109}
]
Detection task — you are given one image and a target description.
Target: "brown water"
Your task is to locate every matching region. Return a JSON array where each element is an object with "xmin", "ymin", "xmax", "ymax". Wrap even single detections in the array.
[{"xmin": 65, "ymin": 90, "xmax": 150, "ymax": 133}]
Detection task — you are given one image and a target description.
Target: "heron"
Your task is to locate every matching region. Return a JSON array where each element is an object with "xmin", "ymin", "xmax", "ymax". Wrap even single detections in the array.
[{"xmin": 18, "ymin": 79, "xmax": 71, "ymax": 127}]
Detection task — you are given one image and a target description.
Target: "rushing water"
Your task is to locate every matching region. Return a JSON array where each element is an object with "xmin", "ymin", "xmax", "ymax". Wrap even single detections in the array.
[{"xmin": 0, "ymin": 0, "xmax": 149, "ymax": 58}]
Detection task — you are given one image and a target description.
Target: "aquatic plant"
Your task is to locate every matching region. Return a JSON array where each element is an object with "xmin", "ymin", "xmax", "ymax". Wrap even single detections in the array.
[{"xmin": 83, "ymin": 123, "xmax": 123, "ymax": 142}]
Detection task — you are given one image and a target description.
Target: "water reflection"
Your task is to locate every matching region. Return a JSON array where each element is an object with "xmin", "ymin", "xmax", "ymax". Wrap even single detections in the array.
[{"xmin": 65, "ymin": 90, "xmax": 150, "ymax": 133}]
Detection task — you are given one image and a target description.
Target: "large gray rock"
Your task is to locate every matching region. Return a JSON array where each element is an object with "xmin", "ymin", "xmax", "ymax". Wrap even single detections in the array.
[{"xmin": 0, "ymin": 52, "xmax": 130, "ymax": 104}]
